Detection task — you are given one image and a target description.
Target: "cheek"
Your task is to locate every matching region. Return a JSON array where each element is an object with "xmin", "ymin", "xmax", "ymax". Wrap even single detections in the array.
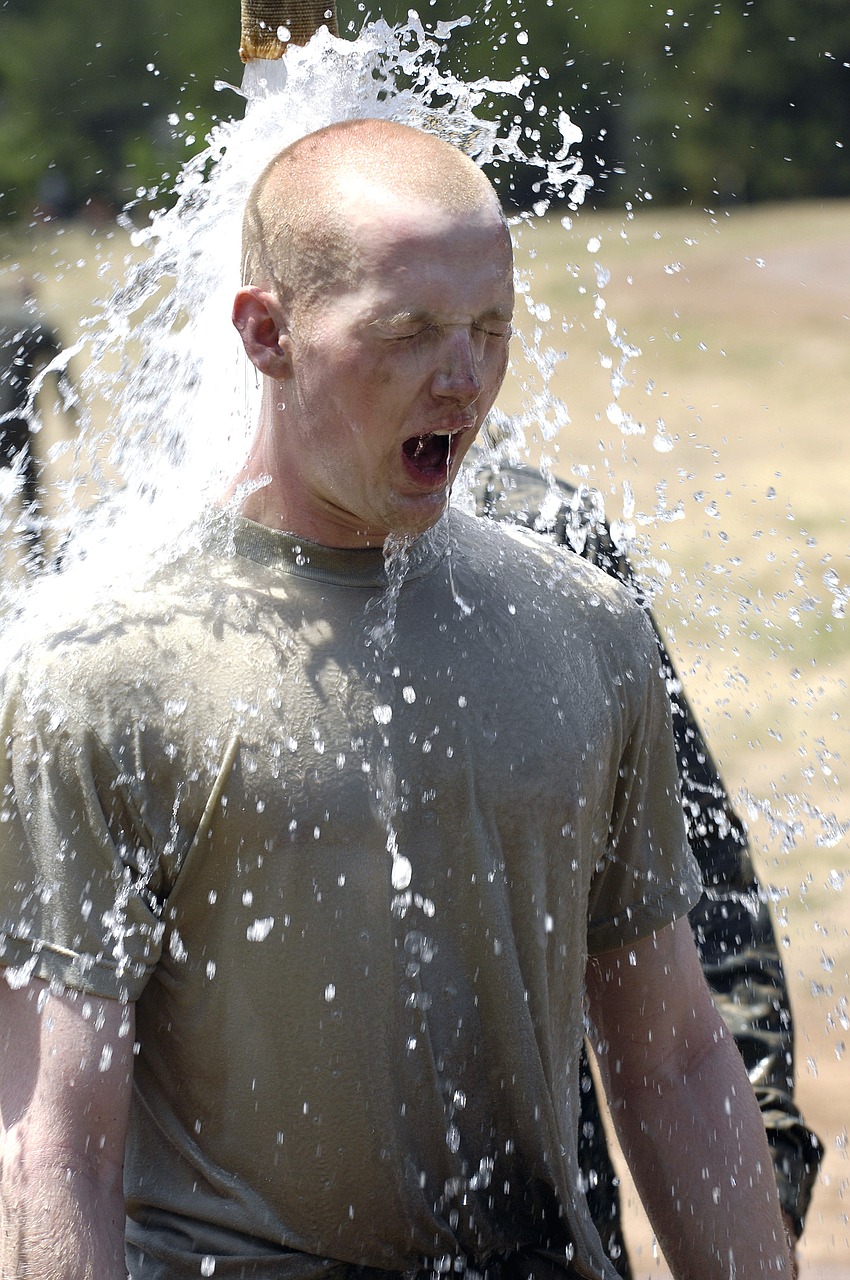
[
  {"xmin": 337, "ymin": 349, "xmax": 399, "ymax": 395},
  {"xmin": 483, "ymin": 342, "xmax": 510, "ymax": 395},
  {"xmin": 370, "ymin": 365, "xmax": 398, "ymax": 390},
  {"xmin": 356, "ymin": 354, "xmax": 427, "ymax": 407}
]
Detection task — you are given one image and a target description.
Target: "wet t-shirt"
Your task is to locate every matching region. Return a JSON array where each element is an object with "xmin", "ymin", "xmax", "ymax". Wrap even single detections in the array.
[{"xmin": 0, "ymin": 511, "xmax": 701, "ymax": 1280}]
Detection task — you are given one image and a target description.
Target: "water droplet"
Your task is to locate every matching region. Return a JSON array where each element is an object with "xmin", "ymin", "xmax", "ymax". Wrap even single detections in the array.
[
  {"xmin": 653, "ymin": 431, "xmax": 675, "ymax": 454},
  {"xmin": 324, "ymin": 983, "xmax": 336, "ymax": 1002},
  {"xmin": 374, "ymin": 704, "xmax": 393, "ymax": 725},
  {"xmin": 169, "ymin": 930, "xmax": 188, "ymax": 962},
  {"xmin": 200, "ymin": 1257, "xmax": 216, "ymax": 1277},
  {"xmin": 402, "ymin": 685, "xmax": 416, "ymax": 703},
  {"xmin": 246, "ymin": 917, "xmax": 274, "ymax": 942},
  {"xmin": 392, "ymin": 857, "xmax": 412, "ymax": 891}
]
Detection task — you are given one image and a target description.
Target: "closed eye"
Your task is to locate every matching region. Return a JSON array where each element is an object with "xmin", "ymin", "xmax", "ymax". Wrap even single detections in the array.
[
  {"xmin": 374, "ymin": 317, "xmax": 511, "ymax": 342},
  {"xmin": 395, "ymin": 322, "xmax": 510, "ymax": 341},
  {"xmin": 395, "ymin": 325, "xmax": 437, "ymax": 340},
  {"xmin": 473, "ymin": 321, "xmax": 512, "ymax": 339}
]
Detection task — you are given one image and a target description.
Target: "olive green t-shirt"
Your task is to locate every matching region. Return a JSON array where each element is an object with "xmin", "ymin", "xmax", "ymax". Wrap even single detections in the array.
[{"xmin": 0, "ymin": 510, "xmax": 701, "ymax": 1280}]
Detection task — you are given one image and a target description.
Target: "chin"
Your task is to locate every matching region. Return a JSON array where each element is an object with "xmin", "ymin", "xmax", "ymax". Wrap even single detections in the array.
[{"xmin": 389, "ymin": 492, "xmax": 449, "ymax": 539}]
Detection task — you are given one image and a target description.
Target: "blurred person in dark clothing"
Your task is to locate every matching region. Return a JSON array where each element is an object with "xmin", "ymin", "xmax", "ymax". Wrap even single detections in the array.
[{"xmin": 0, "ymin": 282, "xmax": 76, "ymax": 567}]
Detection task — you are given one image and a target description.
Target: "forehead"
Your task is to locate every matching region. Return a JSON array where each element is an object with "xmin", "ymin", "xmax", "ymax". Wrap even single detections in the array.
[{"xmin": 345, "ymin": 195, "xmax": 514, "ymax": 316}]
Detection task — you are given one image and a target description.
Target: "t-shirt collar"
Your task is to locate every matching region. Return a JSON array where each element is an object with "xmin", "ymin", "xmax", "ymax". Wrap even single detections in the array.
[{"xmin": 212, "ymin": 509, "xmax": 450, "ymax": 588}]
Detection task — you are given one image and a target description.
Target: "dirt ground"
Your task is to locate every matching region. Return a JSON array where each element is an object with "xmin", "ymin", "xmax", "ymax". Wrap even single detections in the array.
[{"xmin": 2, "ymin": 197, "xmax": 848, "ymax": 1273}]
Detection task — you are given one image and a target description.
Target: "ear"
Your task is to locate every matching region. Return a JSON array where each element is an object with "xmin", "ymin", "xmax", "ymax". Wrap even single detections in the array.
[{"xmin": 232, "ymin": 287, "xmax": 292, "ymax": 379}]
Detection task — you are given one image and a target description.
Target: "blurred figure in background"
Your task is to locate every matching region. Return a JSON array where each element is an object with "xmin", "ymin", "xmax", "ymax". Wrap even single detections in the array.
[{"xmin": 0, "ymin": 280, "xmax": 76, "ymax": 569}]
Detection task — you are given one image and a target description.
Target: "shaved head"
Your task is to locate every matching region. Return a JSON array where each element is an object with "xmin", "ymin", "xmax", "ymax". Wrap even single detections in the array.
[{"xmin": 241, "ymin": 118, "xmax": 506, "ymax": 314}]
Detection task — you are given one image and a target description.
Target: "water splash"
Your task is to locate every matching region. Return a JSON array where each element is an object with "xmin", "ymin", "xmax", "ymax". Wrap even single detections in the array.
[
  {"xmin": 361, "ymin": 532, "xmax": 417, "ymax": 899},
  {"xmin": 0, "ymin": 15, "xmax": 589, "ymax": 648},
  {"xmin": 369, "ymin": 533, "xmax": 415, "ymax": 653}
]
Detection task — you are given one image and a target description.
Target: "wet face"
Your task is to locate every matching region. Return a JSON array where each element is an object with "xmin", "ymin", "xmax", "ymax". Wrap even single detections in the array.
[{"xmin": 270, "ymin": 196, "xmax": 514, "ymax": 547}]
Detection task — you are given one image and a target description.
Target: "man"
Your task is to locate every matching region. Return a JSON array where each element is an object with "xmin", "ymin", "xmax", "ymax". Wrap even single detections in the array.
[
  {"xmin": 0, "ymin": 120, "xmax": 791, "ymax": 1279},
  {"xmin": 473, "ymin": 462, "xmax": 823, "ymax": 1277}
]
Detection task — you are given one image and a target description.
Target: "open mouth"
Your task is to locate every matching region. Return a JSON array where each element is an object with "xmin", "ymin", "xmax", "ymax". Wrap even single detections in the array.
[{"xmin": 402, "ymin": 431, "xmax": 453, "ymax": 477}]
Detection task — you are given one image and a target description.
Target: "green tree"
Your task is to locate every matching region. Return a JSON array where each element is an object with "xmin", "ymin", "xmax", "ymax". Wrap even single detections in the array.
[
  {"xmin": 0, "ymin": 0, "xmax": 847, "ymax": 217},
  {"xmin": 640, "ymin": 0, "xmax": 850, "ymax": 203},
  {"xmin": 0, "ymin": 0, "xmax": 241, "ymax": 219}
]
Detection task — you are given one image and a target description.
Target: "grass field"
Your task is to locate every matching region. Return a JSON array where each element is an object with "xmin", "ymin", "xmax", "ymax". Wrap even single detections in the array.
[
  {"xmin": 506, "ymin": 199, "xmax": 850, "ymax": 1276},
  {"xmin": 2, "ymin": 197, "xmax": 849, "ymax": 1273}
]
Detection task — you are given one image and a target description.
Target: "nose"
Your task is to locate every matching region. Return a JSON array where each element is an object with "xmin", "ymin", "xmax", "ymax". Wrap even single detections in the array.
[{"xmin": 431, "ymin": 327, "xmax": 481, "ymax": 406}]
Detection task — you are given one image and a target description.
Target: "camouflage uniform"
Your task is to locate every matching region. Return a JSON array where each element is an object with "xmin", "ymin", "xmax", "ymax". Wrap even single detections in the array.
[{"xmin": 474, "ymin": 463, "xmax": 823, "ymax": 1279}]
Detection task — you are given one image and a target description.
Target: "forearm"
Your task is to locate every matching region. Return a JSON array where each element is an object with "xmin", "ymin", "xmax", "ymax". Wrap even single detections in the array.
[
  {"xmin": 1, "ymin": 1147, "xmax": 126, "ymax": 1280},
  {"xmin": 0, "ymin": 981, "xmax": 132, "ymax": 1280},
  {"xmin": 607, "ymin": 1022, "xmax": 790, "ymax": 1279}
]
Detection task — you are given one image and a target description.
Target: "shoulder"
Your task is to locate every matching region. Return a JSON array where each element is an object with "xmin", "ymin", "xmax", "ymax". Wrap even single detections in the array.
[
  {"xmin": 0, "ymin": 531, "xmax": 239, "ymax": 731},
  {"xmin": 452, "ymin": 508, "xmax": 656, "ymax": 664},
  {"xmin": 454, "ymin": 505, "xmax": 631, "ymax": 599}
]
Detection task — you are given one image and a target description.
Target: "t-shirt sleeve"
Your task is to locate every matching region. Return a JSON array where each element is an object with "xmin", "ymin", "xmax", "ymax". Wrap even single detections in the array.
[
  {"xmin": 586, "ymin": 608, "xmax": 703, "ymax": 954},
  {"xmin": 0, "ymin": 666, "xmax": 164, "ymax": 1001}
]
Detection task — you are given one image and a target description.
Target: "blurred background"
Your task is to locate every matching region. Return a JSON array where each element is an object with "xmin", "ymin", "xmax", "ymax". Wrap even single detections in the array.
[
  {"xmin": 1, "ymin": 0, "xmax": 849, "ymax": 220},
  {"xmin": 1, "ymin": 1, "xmax": 848, "ymax": 1275}
]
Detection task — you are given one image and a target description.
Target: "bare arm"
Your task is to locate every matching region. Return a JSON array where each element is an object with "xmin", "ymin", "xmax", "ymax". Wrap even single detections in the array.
[
  {"xmin": 586, "ymin": 918, "xmax": 791, "ymax": 1279},
  {"xmin": 0, "ymin": 976, "xmax": 133, "ymax": 1280}
]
